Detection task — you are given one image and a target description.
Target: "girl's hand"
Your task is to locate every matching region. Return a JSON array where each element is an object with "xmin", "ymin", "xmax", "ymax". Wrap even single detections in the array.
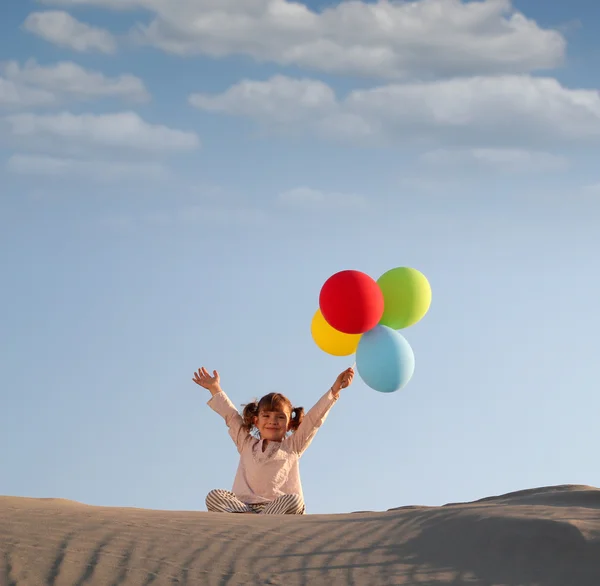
[
  {"xmin": 193, "ymin": 367, "xmax": 222, "ymax": 396},
  {"xmin": 332, "ymin": 367, "xmax": 354, "ymax": 395}
]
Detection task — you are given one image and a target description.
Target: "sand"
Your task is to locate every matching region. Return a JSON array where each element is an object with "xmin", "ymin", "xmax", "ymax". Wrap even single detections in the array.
[{"xmin": 1, "ymin": 484, "xmax": 599, "ymax": 585}]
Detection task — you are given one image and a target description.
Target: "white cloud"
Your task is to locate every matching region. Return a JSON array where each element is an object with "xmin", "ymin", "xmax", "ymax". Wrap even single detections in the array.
[
  {"xmin": 189, "ymin": 75, "xmax": 336, "ymax": 126},
  {"xmin": 0, "ymin": 60, "xmax": 149, "ymax": 106},
  {"xmin": 581, "ymin": 183, "xmax": 600, "ymax": 196},
  {"xmin": 0, "ymin": 78, "xmax": 56, "ymax": 108},
  {"xmin": 23, "ymin": 11, "xmax": 117, "ymax": 54},
  {"xmin": 4, "ymin": 111, "xmax": 199, "ymax": 153},
  {"xmin": 419, "ymin": 148, "xmax": 570, "ymax": 173},
  {"xmin": 189, "ymin": 74, "xmax": 600, "ymax": 148},
  {"xmin": 6, "ymin": 154, "xmax": 169, "ymax": 181},
  {"xmin": 277, "ymin": 187, "xmax": 369, "ymax": 210},
  {"xmin": 37, "ymin": 0, "xmax": 564, "ymax": 79}
]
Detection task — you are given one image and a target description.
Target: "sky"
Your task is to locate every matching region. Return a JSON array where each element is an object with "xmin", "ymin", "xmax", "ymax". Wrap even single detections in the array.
[{"xmin": 1, "ymin": 0, "xmax": 600, "ymax": 516}]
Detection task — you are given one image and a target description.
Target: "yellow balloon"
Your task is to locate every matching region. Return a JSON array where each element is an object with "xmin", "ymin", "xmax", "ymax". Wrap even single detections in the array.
[{"xmin": 311, "ymin": 309, "xmax": 361, "ymax": 356}]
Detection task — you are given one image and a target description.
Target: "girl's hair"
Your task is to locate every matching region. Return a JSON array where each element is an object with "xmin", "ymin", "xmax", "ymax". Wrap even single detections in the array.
[{"xmin": 241, "ymin": 393, "xmax": 304, "ymax": 437}]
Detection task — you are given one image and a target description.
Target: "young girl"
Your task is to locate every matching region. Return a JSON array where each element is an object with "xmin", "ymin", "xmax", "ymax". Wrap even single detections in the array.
[{"xmin": 193, "ymin": 365, "xmax": 354, "ymax": 515}]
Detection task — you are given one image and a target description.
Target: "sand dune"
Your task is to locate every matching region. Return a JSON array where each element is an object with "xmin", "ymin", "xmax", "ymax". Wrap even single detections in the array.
[{"xmin": 1, "ymin": 484, "xmax": 599, "ymax": 585}]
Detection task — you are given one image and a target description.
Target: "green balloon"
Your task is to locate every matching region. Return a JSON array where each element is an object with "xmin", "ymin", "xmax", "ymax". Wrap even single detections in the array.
[{"xmin": 377, "ymin": 267, "xmax": 432, "ymax": 329}]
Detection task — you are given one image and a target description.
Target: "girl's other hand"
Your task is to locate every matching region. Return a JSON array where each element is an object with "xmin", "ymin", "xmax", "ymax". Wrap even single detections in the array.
[{"xmin": 193, "ymin": 367, "xmax": 222, "ymax": 395}]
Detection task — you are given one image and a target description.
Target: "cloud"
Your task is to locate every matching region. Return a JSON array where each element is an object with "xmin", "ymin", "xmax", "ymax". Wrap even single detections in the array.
[
  {"xmin": 189, "ymin": 74, "xmax": 600, "ymax": 148},
  {"xmin": 4, "ymin": 111, "xmax": 199, "ymax": 153},
  {"xmin": 419, "ymin": 148, "xmax": 570, "ymax": 173},
  {"xmin": 189, "ymin": 75, "xmax": 336, "ymax": 126},
  {"xmin": 6, "ymin": 154, "xmax": 169, "ymax": 181},
  {"xmin": 37, "ymin": 0, "xmax": 564, "ymax": 79},
  {"xmin": 23, "ymin": 10, "xmax": 117, "ymax": 54},
  {"xmin": 277, "ymin": 187, "xmax": 369, "ymax": 211},
  {"xmin": 0, "ymin": 77, "xmax": 56, "ymax": 108},
  {"xmin": 581, "ymin": 183, "xmax": 600, "ymax": 197},
  {"xmin": 0, "ymin": 60, "xmax": 149, "ymax": 107}
]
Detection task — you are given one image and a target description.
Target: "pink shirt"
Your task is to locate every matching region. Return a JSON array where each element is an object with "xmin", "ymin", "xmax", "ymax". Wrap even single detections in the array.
[{"xmin": 207, "ymin": 388, "xmax": 339, "ymax": 504}]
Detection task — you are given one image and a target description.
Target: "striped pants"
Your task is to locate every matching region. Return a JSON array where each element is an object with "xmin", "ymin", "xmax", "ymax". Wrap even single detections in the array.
[{"xmin": 206, "ymin": 489, "xmax": 305, "ymax": 515}]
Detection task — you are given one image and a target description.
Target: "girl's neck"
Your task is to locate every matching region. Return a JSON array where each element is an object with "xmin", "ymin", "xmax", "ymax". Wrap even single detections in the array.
[{"xmin": 261, "ymin": 437, "xmax": 282, "ymax": 451}]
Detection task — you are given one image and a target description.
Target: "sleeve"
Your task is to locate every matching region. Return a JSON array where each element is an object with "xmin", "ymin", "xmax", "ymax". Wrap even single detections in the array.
[
  {"xmin": 286, "ymin": 388, "xmax": 339, "ymax": 456},
  {"xmin": 207, "ymin": 391, "xmax": 252, "ymax": 453}
]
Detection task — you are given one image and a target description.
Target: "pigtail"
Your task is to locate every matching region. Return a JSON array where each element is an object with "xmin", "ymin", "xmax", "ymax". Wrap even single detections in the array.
[
  {"xmin": 288, "ymin": 406, "xmax": 305, "ymax": 432},
  {"xmin": 241, "ymin": 400, "xmax": 259, "ymax": 433}
]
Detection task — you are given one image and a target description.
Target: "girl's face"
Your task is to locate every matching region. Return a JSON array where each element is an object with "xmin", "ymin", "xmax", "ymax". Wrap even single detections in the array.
[{"xmin": 254, "ymin": 408, "xmax": 291, "ymax": 442}]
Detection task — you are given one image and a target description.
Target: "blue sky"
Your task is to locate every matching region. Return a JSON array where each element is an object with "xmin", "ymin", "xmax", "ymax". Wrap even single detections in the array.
[{"xmin": 1, "ymin": 0, "xmax": 600, "ymax": 515}]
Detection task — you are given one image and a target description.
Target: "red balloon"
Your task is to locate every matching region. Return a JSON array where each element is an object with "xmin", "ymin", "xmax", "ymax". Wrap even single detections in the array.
[{"xmin": 319, "ymin": 270, "xmax": 384, "ymax": 334}]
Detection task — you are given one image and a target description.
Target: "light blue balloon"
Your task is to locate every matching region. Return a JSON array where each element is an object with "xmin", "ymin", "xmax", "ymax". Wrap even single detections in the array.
[{"xmin": 356, "ymin": 325, "xmax": 415, "ymax": 393}]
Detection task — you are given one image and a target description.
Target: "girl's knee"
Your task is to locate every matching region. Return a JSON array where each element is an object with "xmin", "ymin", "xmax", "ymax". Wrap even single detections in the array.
[
  {"xmin": 205, "ymin": 488, "xmax": 230, "ymax": 509},
  {"xmin": 285, "ymin": 494, "xmax": 304, "ymax": 506},
  {"xmin": 281, "ymin": 494, "xmax": 305, "ymax": 514},
  {"xmin": 205, "ymin": 489, "xmax": 220, "ymax": 502},
  {"xmin": 206, "ymin": 489, "xmax": 226, "ymax": 498}
]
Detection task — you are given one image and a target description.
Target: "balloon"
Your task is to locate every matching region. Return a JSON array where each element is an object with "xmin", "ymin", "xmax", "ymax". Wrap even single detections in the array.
[
  {"xmin": 310, "ymin": 309, "xmax": 361, "ymax": 356},
  {"xmin": 377, "ymin": 267, "xmax": 432, "ymax": 329},
  {"xmin": 319, "ymin": 270, "xmax": 384, "ymax": 334},
  {"xmin": 356, "ymin": 326, "xmax": 415, "ymax": 392}
]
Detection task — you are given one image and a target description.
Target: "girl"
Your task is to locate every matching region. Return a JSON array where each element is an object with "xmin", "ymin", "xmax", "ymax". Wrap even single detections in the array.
[{"xmin": 193, "ymin": 366, "xmax": 354, "ymax": 515}]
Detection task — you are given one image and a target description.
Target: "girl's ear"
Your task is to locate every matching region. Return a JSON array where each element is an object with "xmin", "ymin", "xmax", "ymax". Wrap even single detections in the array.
[{"xmin": 253, "ymin": 414, "xmax": 258, "ymax": 426}]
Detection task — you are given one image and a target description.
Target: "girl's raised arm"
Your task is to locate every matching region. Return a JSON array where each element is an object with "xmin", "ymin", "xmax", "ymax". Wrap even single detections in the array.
[
  {"xmin": 286, "ymin": 387, "xmax": 340, "ymax": 455},
  {"xmin": 286, "ymin": 367, "xmax": 353, "ymax": 455},
  {"xmin": 207, "ymin": 391, "xmax": 251, "ymax": 453},
  {"xmin": 193, "ymin": 367, "xmax": 251, "ymax": 453}
]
